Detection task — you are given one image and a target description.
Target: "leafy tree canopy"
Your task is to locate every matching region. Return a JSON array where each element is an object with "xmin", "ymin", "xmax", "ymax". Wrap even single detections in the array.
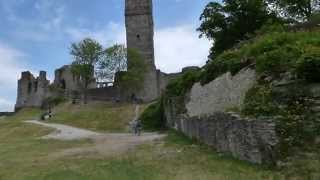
[
  {"xmin": 70, "ymin": 38, "xmax": 103, "ymax": 65},
  {"xmin": 198, "ymin": 0, "xmax": 279, "ymax": 59},
  {"xmin": 70, "ymin": 38, "xmax": 103, "ymax": 90},
  {"xmin": 267, "ymin": 0, "xmax": 320, "ymax": 21}
]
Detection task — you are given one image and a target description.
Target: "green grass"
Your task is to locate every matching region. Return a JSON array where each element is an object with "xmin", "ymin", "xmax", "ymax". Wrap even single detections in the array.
[
  {"xmin": 0, "ymin": 109, "xmax": 92, "ymax": 180},
  {"xmin": 1, "ymin": 108, "xmax": 318, "ymax": 179},
  {"xmin": 49, "ymin": 102, "xmax": 148, "ymax": 132}
]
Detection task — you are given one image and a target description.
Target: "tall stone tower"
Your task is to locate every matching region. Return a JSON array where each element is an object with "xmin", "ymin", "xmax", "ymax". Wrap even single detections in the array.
[{"xmin": 125, "ymin": 0, "xmax": 158, "ymax": 102}]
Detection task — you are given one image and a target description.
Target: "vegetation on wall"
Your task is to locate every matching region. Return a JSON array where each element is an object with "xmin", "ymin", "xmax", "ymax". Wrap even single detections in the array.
[
  {"xmin": 165, "ymin": 69, "xmax": 200, "ymax": 97},
  {"xmin": 117, "ymin": 48, "xmax": 147, "ymax": 91},
  {"xmin": 242, "ymin": 83, "xmax": 319, "ymax": 158},
  {"xmin": 200, "ymin": 29, "xmax": 320, "ymax": 85}
]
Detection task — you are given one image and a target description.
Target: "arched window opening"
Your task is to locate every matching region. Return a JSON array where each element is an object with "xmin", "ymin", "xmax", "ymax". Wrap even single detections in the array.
[
  {"xmin": 34, "ymin": 81, "xmax": 38, "ymax": 92},
  {"xmin": 60, "ymin": 79, "xmax": 66, "ymax": 89},
  {"xmin": 27, "ymin": 82, "xmax": 32, "ymax": 94}
]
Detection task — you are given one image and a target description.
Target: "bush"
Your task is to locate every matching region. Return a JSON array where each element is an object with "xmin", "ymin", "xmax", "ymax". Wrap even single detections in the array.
[
  {"xmin": 200, "ymin": 51, "xmax": 252, "ymax": 85},
  {"xmin": 242, "ymin": 84, "xmax": 318, "ymax": 158},
  {"xmin": 242, "ymin": 85, "xmax": 278, "ymax": 117},
  {"xmin": 199, "ymin": 30, "xmax": 320, "ymax": 85},
  {"xmin": 140, "ymin": 99, "xmax": 166, "ymax": 131},
  {"xmin": 166, "ymin": 69, "xmax": 200, "ymax": 97},
  {"xmin": 296, "ymin": 46, "xmax": 320, "ymax": 82}
]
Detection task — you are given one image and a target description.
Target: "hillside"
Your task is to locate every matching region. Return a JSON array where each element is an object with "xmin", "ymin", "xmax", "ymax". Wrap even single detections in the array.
[
  {"xmin": 140, "ymin": 28, "xmax": 320, "ymax": 178},
  {"xmin": 0, "ymin": 106, "xmax": 302, "ymax": 180}
]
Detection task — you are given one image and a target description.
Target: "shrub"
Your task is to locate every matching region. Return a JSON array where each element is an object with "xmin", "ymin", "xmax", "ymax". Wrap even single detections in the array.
[
  {"xmin": 242, "ymin": 84, "xmax": 318, "ymax": 158},
  {"xmin": 199, "ymin": 30, "xmax": 320, "ymax": 85},
  {"xmin": 140, "ymin": 99, "xmax": 166, "ymax": 131},
  {"xmin": 242, "ymin": 85, "xmax": 278, "ymax": 117},
  {"xmin": 166, "ymin": 69, "xmax": 200, "ymax": 97},
  {"xmin": 200, "ymin": 51, "xmax": 252, "ymax": 85},
  {"xmin": 296, "ymin": 46, "xmax": 320, "ymax": 82}
]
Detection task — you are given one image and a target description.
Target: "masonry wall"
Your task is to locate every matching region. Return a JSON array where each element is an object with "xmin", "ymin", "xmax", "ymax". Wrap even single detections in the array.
[
  {"xmin": 169, "ymin": 112, "xmax": 278, "ymax": 164},
  {"xmin": 86, "ymin": 87, "xmax": 120, "ymax": 101},
  {"xmin": 164, "ymin": 67, "xmax": 279, "ymax": 164},
  {"xmin": 54, "ymin": 65, "xmax": 96, "ymax": 92},
  {"xmin": 15, "ymin": 71, "xmax": 50, "ymax": 110},
  {"xmin": 186, "ymin": 67, "xmax": 256, "ymax": 117},
  {"xmin": 125, "ymin": 0, "xmax": 159, "ymax": 102}
]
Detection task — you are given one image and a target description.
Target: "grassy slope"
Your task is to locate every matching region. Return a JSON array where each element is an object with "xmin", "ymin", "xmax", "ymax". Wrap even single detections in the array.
[
  {"xmin": 0, "ymin": 109, "xmax": 92, "ymax": 179},
  {"xmin": 0, "ymin": 107, "xmax": 318, "ymax": 179},
  {"xmin": 50, "ymin": 102, "xmax": 148, "ymax": 132}
]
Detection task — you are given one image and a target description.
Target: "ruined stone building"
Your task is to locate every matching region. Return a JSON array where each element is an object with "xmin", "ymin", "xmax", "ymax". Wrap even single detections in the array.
[
  {"xmin": 54, "ymin": 65, "xmax": 96, "ymax": 91},
  {"xmin": 15, "ymin": 71, "xmax": 50, "ymax": 110},
  {"xmin": 15, "ymin": 0, "xmax": 182, "ymax": 110}
]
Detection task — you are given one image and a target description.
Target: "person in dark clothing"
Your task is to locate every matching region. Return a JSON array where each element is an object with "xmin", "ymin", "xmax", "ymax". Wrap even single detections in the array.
[{"xmin": 133, "ymin": 120, "xmax": 142, "ymax": 136}]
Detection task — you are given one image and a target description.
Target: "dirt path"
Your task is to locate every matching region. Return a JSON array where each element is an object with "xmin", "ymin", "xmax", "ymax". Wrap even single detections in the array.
[
  {"xmin": 26, "ymin": 120, "xmax": 166, "ymax": 158},
  {"xmin": 26, "ymin": 120, "xmax": 101, "ymax": 140}
]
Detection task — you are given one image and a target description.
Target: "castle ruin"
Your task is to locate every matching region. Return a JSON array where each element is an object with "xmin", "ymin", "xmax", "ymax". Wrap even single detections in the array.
[{"xmin": 15, "ymin": 0, "xmax": 181, "ymax": 110}]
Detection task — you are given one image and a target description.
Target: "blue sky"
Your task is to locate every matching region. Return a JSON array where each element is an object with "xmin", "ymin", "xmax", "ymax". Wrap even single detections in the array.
[{"xmin": 0, "ymin": 0, "xmax": 213, "ymax": 112}]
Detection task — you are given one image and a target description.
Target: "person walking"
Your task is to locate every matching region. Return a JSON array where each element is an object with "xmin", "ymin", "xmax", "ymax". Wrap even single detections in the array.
[{"xmin": 135, "ymin": 120, "xmax": 142, "ymax": 136}]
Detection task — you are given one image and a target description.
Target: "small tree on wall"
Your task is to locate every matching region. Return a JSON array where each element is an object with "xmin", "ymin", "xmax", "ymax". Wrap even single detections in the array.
[
  {"xmin": 118, "ymin": 48, "xmax": 146, "ymax": 93},
  {"xmin": 70, "ymin": 38, "xmax": 104, "ymax": 103}
]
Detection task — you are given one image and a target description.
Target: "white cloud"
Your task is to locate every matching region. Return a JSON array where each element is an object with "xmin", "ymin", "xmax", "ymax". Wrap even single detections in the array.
[
  {"xmin": 65, "ymin": 22, "xmax": 126, "ymax": 47},
  {"xmin": 154, "ymin": 25, "xmax": 210, "ymax": 73},
  {"xmin": 66, "ymin": 23, "xmax": 211, "ymax": 73},
  {"xmin": 0, "ymin": 43, "xmax": 30, "ymax": 112}
]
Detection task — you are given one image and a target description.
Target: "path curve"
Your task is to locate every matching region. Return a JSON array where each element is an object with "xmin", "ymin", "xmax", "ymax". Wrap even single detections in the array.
[
  {"xmin": 26, "ymin": 120, "xmax": 101, "ymax": 140},
  {"xmin": 25, "ymin": 120, "xmax": 166, "ymax": 158}
]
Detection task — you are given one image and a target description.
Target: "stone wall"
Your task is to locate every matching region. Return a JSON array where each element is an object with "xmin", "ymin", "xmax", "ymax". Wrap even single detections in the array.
[
  {"xmin": 171, "ymin": 112, "xmax": 278, "ymax": 164},
  {"xmin": 54, "ymin": 65, "xmax": 96, "ymax": 92},
  {"xmin": 86, "ymin": 87, "xmax": 120, "ymax": 101},
  {"xmin": 125, "ymin": 0, "xmax": 158, "ymax": 102},
  {"xmin": 164, "ymin": 67, "xmax": 279, "ymax": 164},
  {"xmin": 15, "ymin": 71, "xmax": 50, "ymax": 110},
  {"xmin": 0, "ymin": 112, "xmax": 14, "ymax": 116},
  {"xmin": 186, "ymin": 67, "xmax": 256, "ymax": 117}
]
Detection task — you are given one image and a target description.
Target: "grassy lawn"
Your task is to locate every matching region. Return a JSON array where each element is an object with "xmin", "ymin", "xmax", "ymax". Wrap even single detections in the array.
[
  {"xmin": 0, "ymin": 108, "xmax": 318, "ymax": 179},
  {"xmin": 49, "ymin": 102, "xmax": 148, "ymax": 133}
]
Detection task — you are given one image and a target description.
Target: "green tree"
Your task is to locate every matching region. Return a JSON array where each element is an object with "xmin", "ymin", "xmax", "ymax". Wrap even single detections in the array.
[
  {"xmin": 96, "ymin": 44, "xmax": 127, "ymax": 82},
  {"xmin": 267, "ymin": 0, "xmax": 320, "ymax": 21},
  {"xmin": 70, "ymin": 38, "xmax": 104, "ymax": 103},
  {"xmin": 198, "ymin": 0, "xmax": 278, "ymax": 59},
  {"xmin": 117, "ymin": 49, "xmax": 146, "ymax": 91}
]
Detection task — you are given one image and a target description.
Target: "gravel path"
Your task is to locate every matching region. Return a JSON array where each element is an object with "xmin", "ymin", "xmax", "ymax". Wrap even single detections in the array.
[
  {"xmin": 26, "ymin": 120, "xmax": 101, "ymax": 140},
  {"xmin": 26, "ymin": 120, "xmax": 166, "ymax": 157}
]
